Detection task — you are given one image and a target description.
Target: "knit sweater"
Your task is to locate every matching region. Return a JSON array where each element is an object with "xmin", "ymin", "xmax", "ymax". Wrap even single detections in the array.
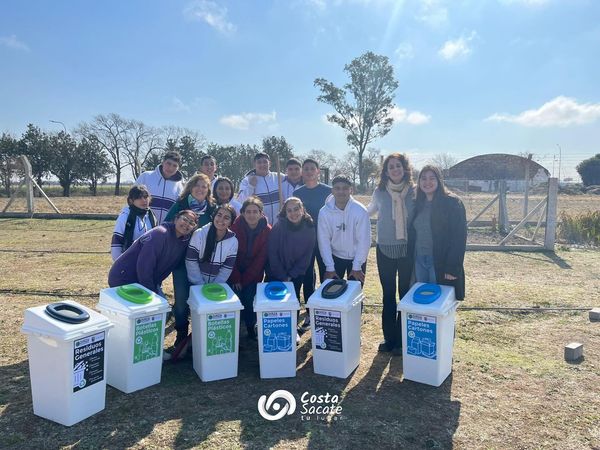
[
  {"xmin": 267, "ymin": 218, "xmax": 316, "ymax": 281},
  {"xmin": 185, "ymin": 224, "xmax": 238, "ymax": 285},
  {"xmin": 108, "ymin": 222, "xmax": 191, "ymax": 293}
]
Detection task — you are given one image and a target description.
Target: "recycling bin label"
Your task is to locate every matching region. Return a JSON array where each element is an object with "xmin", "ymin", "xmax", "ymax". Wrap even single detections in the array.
[
  {"xmin": 262, "ymin": 311, "xmax": 292, "ymax": 353},
  {"xmin": 73, "ymin": 331, "xmax": 105, "ymax": 392},
  {"xmin": 207, "ymin": 312, "xmax": 235, "ymax": 356},
  {"xmin": 313, "ymin": 309, "xmax": 343, "ymax": 352},
  {"xmin": 406, "ymin": 313, "xmax": 437, "ymax": 360},
  {"xmin": 133, "ymin": 314, "xmax": 163, "ymax": 364}
]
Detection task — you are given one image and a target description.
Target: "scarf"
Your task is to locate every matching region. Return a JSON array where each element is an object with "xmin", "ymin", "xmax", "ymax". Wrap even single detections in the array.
[
  {"xmin": 386, "ymin": 180, "xmax": 409, "ymax": 241},
  {"xmin": 188, "ymin": 195, "xmax": 207, "ymax": 215}
]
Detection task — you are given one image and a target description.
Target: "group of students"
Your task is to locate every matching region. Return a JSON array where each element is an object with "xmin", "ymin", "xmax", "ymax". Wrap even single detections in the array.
[{"xmin": 108, "ymin": 149, "xmax": 467, "ymax": 359}]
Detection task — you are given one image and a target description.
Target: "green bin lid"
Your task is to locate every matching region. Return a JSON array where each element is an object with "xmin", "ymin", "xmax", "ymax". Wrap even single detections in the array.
[
  {"xmin": 202, "ymin": 283, "xmax": 228, "ymax": 301},
  {"xmin": 117, "ymin": 284, "xmax": 153, "ymax": 304}
]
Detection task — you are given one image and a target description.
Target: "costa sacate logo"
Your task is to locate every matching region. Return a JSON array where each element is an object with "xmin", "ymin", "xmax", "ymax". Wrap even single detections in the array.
[{"xmin": 257, "ymin": 390, "xmax": 297, "ymax": 421}]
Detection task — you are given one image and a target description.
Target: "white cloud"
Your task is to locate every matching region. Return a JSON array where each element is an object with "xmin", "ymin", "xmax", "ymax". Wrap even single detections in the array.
[
  {"xmin": 438, "ymin": 31, "xmax": 477, "ymax": 61},
  {"xmin": 0, "ymin": 34, "xmax": 30, "ymax": 52},
  {"xmin": 170, "ymin": 97, "xmax": 191, "ymax": 113},
  {"xmin": 220, "ymin": 111, "xmax": 277, "ymax": 130},
  {"xmin": 183, "ymin": 1, "xmax": 236, "ymax": 35},
  {"xmin": 486, "ymin": 96, "xmax": 600, "ymax": 127},
  {"xmin": 394, "ymin": 42, "xmax": 414, "ymax": 60},
  {"xmin": 390, "ymin": 106, "xmax": 431, "ymax": 125},
  {"xmin": 417, "ymin": 0, "xmax": 448, "ymax": 28}
]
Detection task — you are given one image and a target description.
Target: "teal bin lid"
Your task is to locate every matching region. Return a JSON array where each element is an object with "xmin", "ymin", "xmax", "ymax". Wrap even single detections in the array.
[
  {"xmin": 413, "ymin": 283, "xmax": 441, "ymax": 304},
  {"xmin": 265, "ymin": 282, "xmax": 288, "ymax": 300},
  {"xmin": 202, "ymin": 283, "xmax": 228, "ymax": 301},
  {"xmin": 117, "ymin": 284, "xmax": 153, "ymax": 304}
]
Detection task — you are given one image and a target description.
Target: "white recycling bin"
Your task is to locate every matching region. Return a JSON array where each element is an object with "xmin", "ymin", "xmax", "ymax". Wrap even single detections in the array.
[
  {"xmin": 306, "ymin": 279, "xmax": 364, "ymax": 378},
  {"xmin": 397, "ymin": 282, "xmax": 458, "ymax": 387},
  {"xmin": 21, "ymin": 300, "xmax": 113, "ymax": 426},
  {"xmin": 254, "ymin": 281, "xmax": 300, "ymax": 378},
  {"xmin": 188, "ymin": 283, "xmax": 243, "ymax": 381},
  {"xmin": 97, "ymin": 283, "xmax": 171, "ymax": 393}
]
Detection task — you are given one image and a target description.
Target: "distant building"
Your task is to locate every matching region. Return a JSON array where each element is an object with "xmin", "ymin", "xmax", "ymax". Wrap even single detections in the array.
[{"xmin": 446, "ymin": 154, "xmax": 550, "ymax": 193}]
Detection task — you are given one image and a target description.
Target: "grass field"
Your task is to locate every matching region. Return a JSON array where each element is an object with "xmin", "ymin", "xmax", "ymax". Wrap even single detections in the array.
[{"xmin": 1, "ymin": 218, "xmax": 599, "ymax": 449}]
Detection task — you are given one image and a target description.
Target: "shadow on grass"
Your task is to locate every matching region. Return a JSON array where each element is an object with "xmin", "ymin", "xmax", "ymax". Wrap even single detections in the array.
[{"xmin": 506, "ymin": 251, "xmax": 572, "ymax": 269}]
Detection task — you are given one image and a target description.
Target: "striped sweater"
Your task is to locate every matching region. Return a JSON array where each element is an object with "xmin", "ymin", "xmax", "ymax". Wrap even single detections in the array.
[
  {"xmin": 185, "ymin": 223, "xmax": 238, "ymax": 285},
  {"xmin": 237, "ymin": 171, "xmax": 282, "ymax": 225}
]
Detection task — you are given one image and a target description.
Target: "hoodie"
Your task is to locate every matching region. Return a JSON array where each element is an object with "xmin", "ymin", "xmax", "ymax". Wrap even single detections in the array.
[
  {"xmin": 237, "ymin": 171, "xmax": 282, "ymax": 225},
  {"xmin": 317, "ymin": 195, "xmax": 371, "ymax": 272},
  {"xmin": 136, "ymin": 165, "xmax": 185, "ymax": 224},
  {"xmin": 185, "ymin": 223, "xmax": 238, "ymax": 285}
]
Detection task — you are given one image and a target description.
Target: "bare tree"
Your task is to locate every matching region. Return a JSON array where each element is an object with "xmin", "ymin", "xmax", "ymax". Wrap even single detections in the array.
[
  {"xmin": 122, "ymin": 120, "xmax": 164, "ymax": 179},
  {"xmin": 77, "ymin": 113, "xmax": 132, "ymax": 195},
  {"xmin": 428, "ymin": 152, "xmax": 458, "ymax": 171}
]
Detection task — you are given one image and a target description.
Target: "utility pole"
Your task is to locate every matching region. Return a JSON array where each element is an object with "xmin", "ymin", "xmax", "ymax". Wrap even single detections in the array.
[
  {"xmin": 556, "ymin": 144, "xmax": 562, "ymax": 182},
  {"xmin": 49, "ymin": 120, "xmax": 67, "ymax": 134}
]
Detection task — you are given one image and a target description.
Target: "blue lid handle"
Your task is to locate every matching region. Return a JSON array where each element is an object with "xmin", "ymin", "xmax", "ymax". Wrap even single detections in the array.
[
  {"xmin": 265, "ymin": 282, "xmax": 288, "ymax": 300},
  {"xmin": 413, "ymin": 283, "xmax": 442, "ymax": 304}
]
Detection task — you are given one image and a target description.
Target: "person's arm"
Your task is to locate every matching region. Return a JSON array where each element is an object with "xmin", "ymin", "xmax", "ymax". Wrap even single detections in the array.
[
  {"xmin": 163, "ymin": 201, "xmax": 180, "ymax": 223},
  {"xmin": 352, "ymin": 208, "xmax": 371, "ymax": 271},
  {"xmin": 228, "ymin": 226, "xmax": 243, "ymax": 285},
  {"xmin": 214, "ymin": 238, "xmax": 238, "ymax": 283},
  {"xmin": 135, "ymin": 230, "xmax": 163, "ymax": 292},
  {"xmin": 237, "ymin": 175, "xmax": 255, "ymax": 202},
  {"xmin": 110, "ymin": 212, "xmax": 127, "ymax": 261},
  {"xmin": 443, "ymin": 197, "xmax": 467, "ymax": 279},
  {"xmin": 185, "ymin": 229, "xmax": 205, "ymax": 285},
  {"xmin": 366, "ymin": 193, "xmax": 379, "ymax": 217},
  {"xmin": 317, "ymin": 209, "xmax": 335, "ymax": 273}
]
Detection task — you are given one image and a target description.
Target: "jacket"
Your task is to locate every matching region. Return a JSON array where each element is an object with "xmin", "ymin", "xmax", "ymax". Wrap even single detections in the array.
[
  {"xmin": 408, "ymin": 194, "xmax": 467, "ymax": 300},
  {"xmin": 229, "ymin": 215, "xmax": 272, "ymax": 286},
  {"xmin": 136, "ymin": 165, "xmax": 185, "ymax": 224},
  {"xmin": 185, "ymin": 223, "xmax": 238, "ymax": 285},
  {"xmin": 110, "ymin": 206, "xmax": 156, "ymax": 261},
  {"xmin": 108, "ymin": 222, "xmax": 191, "ymax": 293},
  {"xmin": 164, "ymin": 197, "xmax": 215, "ymax": 227},
  {"xmin": 267, "ymin": 218, "xmax": 316, "ymax": 281},
  {"xmin": 318, "ymin": 195, "xmax": 371, "ymax": 272},
  {"xmin": 237, "ymin": 171, "xmax": 282, "ymax": 225}
]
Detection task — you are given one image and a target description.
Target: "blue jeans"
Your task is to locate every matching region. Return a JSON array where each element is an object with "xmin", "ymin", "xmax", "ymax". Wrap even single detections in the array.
[
  {"xmin": 415, "ymin": 253, "xmax": 436, "ymax": 284},
  {"xmin": 172, "ymin": 263, "xmax": 191, "ymax": 335}
]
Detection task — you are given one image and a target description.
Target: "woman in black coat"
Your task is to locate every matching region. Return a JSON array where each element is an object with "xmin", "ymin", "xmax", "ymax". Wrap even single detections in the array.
[{"xmin": 408, "ymin": 165, "xmax": 467, "ymax": 300}]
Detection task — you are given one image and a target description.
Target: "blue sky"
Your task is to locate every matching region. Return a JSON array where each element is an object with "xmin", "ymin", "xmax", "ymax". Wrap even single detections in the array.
[{"xmin": 1, "ymin": 0, "xmax": 599, "ymax": 181}]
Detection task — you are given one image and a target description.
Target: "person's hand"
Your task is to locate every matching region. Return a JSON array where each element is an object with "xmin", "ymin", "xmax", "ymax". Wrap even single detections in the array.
[
  {"xmin": 324, "ymin": 271, "xmax": 338, "ymax": 280},
  {"xmin": 233, "ymin": 283, "xmax": 242, "ymax": 291},
  {"xmin": 444, "ymin": 273, "xmax": 457, "ymax": 280},
  {"xmin": 350, "ymin": 270, "xmax": 365, "ymax": 283},
  {"xmin": 249, "ymin": 176, "xmax": 257, "ymax": 187}
]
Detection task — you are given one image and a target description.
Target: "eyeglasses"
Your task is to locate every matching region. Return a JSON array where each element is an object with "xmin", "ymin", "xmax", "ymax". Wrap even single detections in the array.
[{"xmin": 179, "ymin": 216, "xmax": 197, "ymax": 226}]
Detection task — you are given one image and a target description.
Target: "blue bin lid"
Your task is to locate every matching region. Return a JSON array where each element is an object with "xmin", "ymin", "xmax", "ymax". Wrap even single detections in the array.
[
  {"xmin": 265, "ymin": 281, "xmax": 288, "ymax": 300},
  {"xmin": 413, "ymin": 283, "xmax": 441, "ymax": 304}
]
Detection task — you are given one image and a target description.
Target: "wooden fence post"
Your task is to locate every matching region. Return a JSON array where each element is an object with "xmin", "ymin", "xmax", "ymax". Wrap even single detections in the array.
[
  {"xmin": 498, "ymin": 179, "xmax": 509, "ymax": 234},
  {"xmin": 544, "ymin": 177, "xmax": 558, "ymax": 251},
  {"xmin": 21, "ymin": 155, "xmax": 34, "ymax": 215}
]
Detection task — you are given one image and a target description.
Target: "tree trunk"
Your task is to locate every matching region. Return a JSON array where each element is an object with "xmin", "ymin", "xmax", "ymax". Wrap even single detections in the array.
[
  {"xmin": 114, "ymin": 169, "xmax": 121, "ymax": 196},
  {"xmin": 357, "ymin": 150, "xmax": 365, "ymax": 193}
]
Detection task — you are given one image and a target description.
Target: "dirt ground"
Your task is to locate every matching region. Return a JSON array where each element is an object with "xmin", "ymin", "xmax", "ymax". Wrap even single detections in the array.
[{"xmin": 1, "ymin": 218, "xmax": 599, "ymax": 449}]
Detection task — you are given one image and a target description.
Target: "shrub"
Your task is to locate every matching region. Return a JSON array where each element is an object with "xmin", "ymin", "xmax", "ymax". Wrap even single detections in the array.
[{"xmin": 558, "ymin": 211, "xmax": 600, "ymax": 246}]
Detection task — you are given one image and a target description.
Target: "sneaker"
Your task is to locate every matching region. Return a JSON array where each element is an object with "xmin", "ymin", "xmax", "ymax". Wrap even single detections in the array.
[{"xmin": 378, "ymin": 342, "xmax": 393, "ymax": 353}]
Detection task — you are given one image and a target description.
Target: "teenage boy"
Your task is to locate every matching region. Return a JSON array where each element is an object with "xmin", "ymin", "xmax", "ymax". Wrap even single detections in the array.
[
  {"xmin": 237, "ymin": 152, "xmax": 282, "ymax": 225},
  {"xmin": 136, "ymin": 150, "xmax": 185, "ymax": 224},
  {"xmin": 199, "ymin": 154, "xmax": 218, "ymax": 189},
  {"xmin": 281, "ymin": 158, "xmax": 303, "ymax": 200},
  {"xmin": 318, "ymin": 175, "xmax": 371, "ymax": 285},
  {"xmin": 294, "ymin": 158, "xmax": 331, "ymax": 332}
]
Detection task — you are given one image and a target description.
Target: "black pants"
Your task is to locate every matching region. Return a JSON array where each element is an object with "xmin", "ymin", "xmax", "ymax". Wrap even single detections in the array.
[
  {"xmin": 332, "ymin": 255, "xmax": 367, "ymax": 287},
  {"xmin": 301, "ymin": 246, "xmax": 326, "ymax": 304},
  {"xmin": 234, "ymin": 283, "xmax": 258, "ymax": 329},
  {"xmin": 376, "ymin": 246, "xmax": 412, "ymax": 349}
]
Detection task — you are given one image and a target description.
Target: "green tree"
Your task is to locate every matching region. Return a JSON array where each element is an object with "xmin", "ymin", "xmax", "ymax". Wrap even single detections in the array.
[
  {"xmin": 47, "ymin": 131, "xmax": 84, "ymax": 197},
  {"xmin": 261, "ymin": 136, "xmax": 294, "ymax": 168},
  {"xmin": 19, "ymin": 124, "xmax": 51, "ymax": 193},
  {"xmin": 0, "ymin": 133, "xmax": 19, "ymax": 196},
  {"xmin": 178, "ymin": 135, "xmax": 205, "ymax": 177},
  {"xmin": 315, "ymin": 51, "xmax": 398, "ymax": 192},
  {"xmin": 576, "ymin": 154, "xmax": 600, "ymax": 186},
  {"xmin": 78, "ymin": 137, "xmax": 113, "ymax": 196},
  {"xmin": 206, "ymin": 143, "xmax": 257, "ymax": 187}
]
